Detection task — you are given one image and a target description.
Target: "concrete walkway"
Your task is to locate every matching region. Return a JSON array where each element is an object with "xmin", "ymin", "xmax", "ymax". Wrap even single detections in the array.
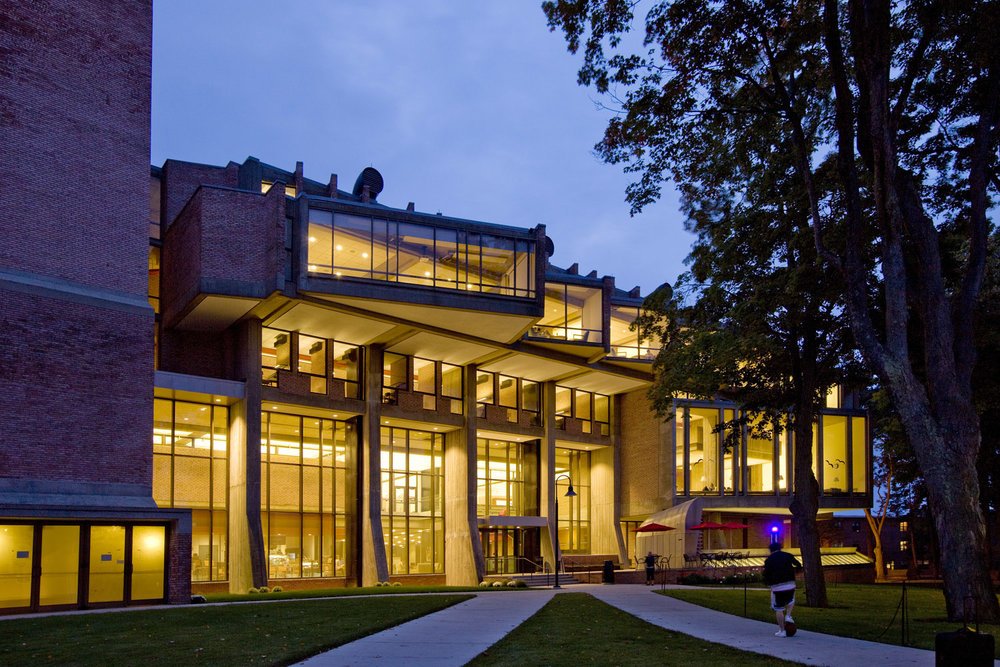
[
  {"xmin": 295, "ymin": 583, "xmax": 951, "ymax": 666},
  {"xmin": 295, "ymin": 589, "xmax": 557, "ymax": 666}
]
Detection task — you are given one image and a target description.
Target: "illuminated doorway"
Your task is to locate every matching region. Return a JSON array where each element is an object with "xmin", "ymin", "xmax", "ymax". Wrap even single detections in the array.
[
  {"xmin": 480, "ymin": 527, "xmax": 540, "ymax": 575},
  {"xmin": 0, "ymin": 522, "xmax": 167, "ymax": 614}
]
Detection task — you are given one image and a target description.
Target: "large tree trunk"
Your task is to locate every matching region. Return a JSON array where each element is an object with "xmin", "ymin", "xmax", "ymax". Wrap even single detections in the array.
[{"xmin": 789, "ymin": 414, "xmax": 828, "ymax": 607}]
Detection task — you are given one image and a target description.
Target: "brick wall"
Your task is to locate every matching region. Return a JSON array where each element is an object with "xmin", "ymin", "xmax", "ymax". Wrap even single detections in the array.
[
  {"xmin": 618, "ymin": 389, "xmax": 670, "ymax": 517},
  {"xmin": 159, "ymin": 160, "xmax": 238, "ymax": 230},
  {"xmin": 161, "ymin": 183, "xmax": 286, "ymax": 327},
  {"xmin": 167, "ymin": 524, "xmax": 192, "ymax": 604},
  {"xmin": 0, "ymin": 290, "xmax": 154, "ymax": 486},
  {"xmin": 0, "ymin": 1, "xmax": 152, "ymax": 296}
]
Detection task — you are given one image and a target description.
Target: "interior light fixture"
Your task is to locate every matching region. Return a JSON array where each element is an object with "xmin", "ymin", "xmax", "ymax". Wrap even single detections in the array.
[
  {"xmin": 308, "ymin": 236, "xmax": 317, "ymax": 243},
  {"xmin": 335, "ymin": 244, "xmax": 343, "ymax": 251}
]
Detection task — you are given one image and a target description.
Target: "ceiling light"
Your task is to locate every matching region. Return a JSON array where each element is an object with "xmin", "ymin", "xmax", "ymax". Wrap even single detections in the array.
[
  {"xmin": 308, "ymin": 264, "xmax": 317, "ymax": 271},
  {"xmin": 335, "ymin": 271, "xmax": 342, "ymax": 277},
  {"xmin": 308, "ymin": 236, "xmax": 317, "ymax": 243},
  {"xmin": 361, "ymin": 252, "xmax": 369, "ymax": 258},
  {"xmin": 424, "ymin": 271, "xmax": 431, "ymax": 277},
  {"xmin": 335, "ymin": 244, "xmax": 343, "ymax": 251}
]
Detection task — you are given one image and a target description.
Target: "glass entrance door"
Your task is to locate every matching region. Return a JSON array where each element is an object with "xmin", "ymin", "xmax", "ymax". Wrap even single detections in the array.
[{"xmin": 480, "ymin": 528, "xmax": 540, "ymax": 575}]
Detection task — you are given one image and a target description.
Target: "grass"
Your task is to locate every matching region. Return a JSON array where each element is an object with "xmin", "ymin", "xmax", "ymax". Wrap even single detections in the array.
[
  {"xmin": 468, "ymin": 593, "xmax": 801, "ymax": 666},
  {"xmin": 662, "ymin": 583, "xmax": 1000, "ymax": 656},
  {"xmin": 204, "ymin": 583, "xmax": 515, "ymax": 603},
  {"xmin": 0, "ymin": 594, "xmax": 472, "ymax": 666}
]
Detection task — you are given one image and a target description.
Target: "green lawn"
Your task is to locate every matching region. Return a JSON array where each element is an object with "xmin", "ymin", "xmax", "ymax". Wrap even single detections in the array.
[
  {"xmin": 203, "ymin": 583, "xmax": 511, "ymax": 603},
  {"xmin": 468, "ymin": 593, "xmax": 801, "ymax": 666},
  {"xmin": 0, "ymin": 594, "xmax": 471, "ymax": 666},
  {"xmin": 662, "ymin": 583, "xmax": 1000, "ymax": 656}
]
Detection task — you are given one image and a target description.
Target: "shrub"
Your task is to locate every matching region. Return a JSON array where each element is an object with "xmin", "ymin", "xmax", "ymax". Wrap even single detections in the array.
[
  {"xmin": 479, "ymin": 581, "xmax": 491, "ymax": 588},
  {"xmin": 491, "ymin": 580, "xmax": 505, "ymax": 587},
  {"xmin": 247, "ymin": 588, "xmax": 259, "ymax": 594},
  {"xmin": 391, "ymin": 582, "xmax": 402, "ymax": 587},
  {"xmin": 506, "ymin": 580, "xmax": 519, "ymax": 587},
  {"xmin": 190, "ymin": 594, "xmax": 207, "ymax": 604},
  {"xmin": 679, "ymin": 573, "xmax": 715, "ymax": 586},
  {"xmin": 258, "ymin": 586, "xmax": 270, "ymax": 593},
  {"xmin": 271, "ymin": 586, "xmax": 283, "ymax": 593}
]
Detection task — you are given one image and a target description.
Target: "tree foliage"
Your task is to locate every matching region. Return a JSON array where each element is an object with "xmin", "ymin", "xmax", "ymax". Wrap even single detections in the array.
[{"xmin": 544, "ymin": 0, "xmax": 999, "ymax": 620}]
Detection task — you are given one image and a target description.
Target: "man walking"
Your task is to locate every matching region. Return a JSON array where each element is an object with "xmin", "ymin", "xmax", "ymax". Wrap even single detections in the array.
[{"xmin": 762, "ymin": 541, "xmax": 801, "ymax": 637}]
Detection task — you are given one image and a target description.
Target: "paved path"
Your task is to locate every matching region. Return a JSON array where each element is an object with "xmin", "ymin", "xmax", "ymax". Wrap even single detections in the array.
[
  {"xmin": 296, "ymin": 583, "xmax": 951, "ymax": 666},
  {"xmin": 294, "ymin": 589, "xmax": 557, "ymax": 666},
  {"xmin": 588, "ymin": 584, "xmax": 937, "ymax": 666}
]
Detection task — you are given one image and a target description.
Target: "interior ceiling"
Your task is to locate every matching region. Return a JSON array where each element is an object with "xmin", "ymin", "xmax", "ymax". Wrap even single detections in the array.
[
  {"xmin": 387, "ymin": 331, "xmax": 496, "ymax": 366},
  {"xmin": 267, "ymin": 303, "xmax": 396, "ymax": 343},
  {"xmin": 312, "ymin": 294, "xmax": 534, "ymax": 344},
  {"xmin": 521, "ymin": 339, "xmax": 603, "ymax": 359},
  {"xmin": 177, "ymin": 295, "xmax": 259, "ymax": 331}
]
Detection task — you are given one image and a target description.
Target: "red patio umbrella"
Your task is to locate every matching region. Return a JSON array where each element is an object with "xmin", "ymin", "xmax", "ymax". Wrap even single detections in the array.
[
  {"xmin": 689, "ymin": 521, "xmax": 728, "ymax": 530},
  {"xmin": 634, "ymin": 522, "xmax": 676, "ymax": 533},
  {"xmin": 720, "ymin": 522, "xmax": 747, "ymax": 530}
]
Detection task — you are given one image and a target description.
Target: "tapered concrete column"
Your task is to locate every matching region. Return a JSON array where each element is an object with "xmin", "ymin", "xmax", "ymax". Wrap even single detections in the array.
[
  {"xmin": 540, "ymin": 382, "xmax": 557, "ymax": 570},
  {"xmin": 444, "ymin": 365, "xmax": 485, "ymax": 584},
  {"xmin": 229, "ymin": 319, "xmax": 267, "ymax": 592},
  {"xmin": 360, "ymin": 344, "xmax": 388, "ymax": 585},
  {"xmin": 590, "ymin": 444, "xmax": 622, "ymax": 557}
]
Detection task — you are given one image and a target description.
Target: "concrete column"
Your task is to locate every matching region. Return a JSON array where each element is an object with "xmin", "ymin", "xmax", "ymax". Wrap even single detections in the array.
[
  {"xmin": 229, "ymin": 319, "xmax": 266, "ymax": 592},
  {"xmin": 590, "ymin": 444, "xmax": 621, "ymax": 557},
  {"xmin": 444, "ymin": 365, "xmax": 485, "ymax": 584},
  {"xmin": 360, "ymin": 344, "xmax": 388, "ymax": 585},
  {"xmin": 540, "ymin": 381, "xmax": 557, "ymax": 570}
]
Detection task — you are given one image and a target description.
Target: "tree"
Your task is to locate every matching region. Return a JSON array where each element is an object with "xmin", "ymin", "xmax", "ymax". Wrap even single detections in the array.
[
  {"xmin": 633, "ymin": 114, "xmax": 863, "ymax": 606},
  {"xmin": 544, "ymin": 0, "xmax": 999, "ymax": 620}
]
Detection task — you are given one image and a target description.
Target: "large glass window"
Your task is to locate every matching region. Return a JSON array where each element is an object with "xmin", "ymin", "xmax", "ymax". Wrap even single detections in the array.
[
  {"xmin": 380, "ymin": 427, "xmax": 445, "ymax": 575},
  {"xmin": 532, "ymin": 283, "xmax": 603, "ymax": 343},
  {"xmin": 382, "ymin": 353, "xmax": 462, "ymax": 413},
  {"xmin": 307, "ymin": 208, "xmax": 536, "ymax": 297},
  {"xmin": 477, "ymin": 439, "xmax": 535, "ymax": 517},
  {"xmin": 608, "ymin": 304, "xmax": 659, "ymax": 359},
  {"xmin": 153, "ymin": 398, "xmax": 228, "ymax": 582},
  {"xmin": 554, "ymin": 386, "xmax": 611, "ymax": 436},
  {"xmin": 262, "ymin": 411, "xmax": 353, "ymax": 579},
  {"xmin": 747, "ymin": 415, "xmax": 776, "ymax": 493},
  {"xmin": 851, "ymin": 416, "xmax": 867, "ymax": 493},
  {"xmin": 555, "ymin": 449, "xmax": 590, "ymax": 553},
  {"xmin": 263, "ymin": 328, "xmax": 360, "ymax": 398},
  {"xmin": 822, "ymin": 415, "xmax": 849, "ymax": 494},
  {"xmin": 689, "ymin": 408, "xmax": 721, "ymax": 494}
]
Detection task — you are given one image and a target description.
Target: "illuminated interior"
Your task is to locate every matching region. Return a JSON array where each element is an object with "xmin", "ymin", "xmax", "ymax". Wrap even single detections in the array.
[
  {"xmin": 608, "ymin": 304, "xmax": 658, "ymax": 359},
  {"xmin": 531, "ymin": 283, "xmax": 602, "ymax": 342},
  {"xmin": 307, "ymin": 208, "xmax": 535, "ymax": 298},
  {"xmin": 379, "ymin": 426, "xmax": 444, "ymax": 575}
]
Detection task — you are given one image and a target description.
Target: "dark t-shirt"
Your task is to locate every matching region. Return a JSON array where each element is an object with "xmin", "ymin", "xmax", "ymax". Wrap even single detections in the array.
[
  {"xmin": 763, "ymin": 550, "xmax": 801, "ymax": 586},
  {"xmin": 644, "ymin": 554, "xmax": 656, "ymax": 568}
]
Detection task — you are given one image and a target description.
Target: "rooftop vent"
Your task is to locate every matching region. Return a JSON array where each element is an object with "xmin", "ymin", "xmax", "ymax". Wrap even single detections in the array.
[{"xmin": 352, "ymin": 167, "xmax": 384, "ymax": 201}]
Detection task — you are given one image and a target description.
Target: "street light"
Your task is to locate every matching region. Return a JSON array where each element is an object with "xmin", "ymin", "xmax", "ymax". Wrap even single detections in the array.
[{"xmin": 553, "ymin": 473, "xmax": 577, "ymax": 589}]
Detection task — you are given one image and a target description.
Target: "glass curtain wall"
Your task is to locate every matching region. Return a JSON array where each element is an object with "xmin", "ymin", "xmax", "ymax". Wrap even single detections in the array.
[
  {"xmin": 476, "ymin": 439, "xmax": 536, "ymax": 517},
  {"xmin": 555, "ymin": 448, "xmax": 590, "ymax": 553},
  {"xmin": 554, "ymin": 386, "xmax": 610, "ymax": 435},
  {"xmin": 152, "ymin": 398, "xmax": 228, "ymax": 582},
  {"xmin": 262, "ymin": 328, "xmax": 361, "ymax": 398},
  {"xmin": 307, "ymin": 208, "xmax": 536, "ymax": 298},
  {"xmin": 380, "ymin": 427, "xmax": 445, "ymax": 575},
  {"xmin": 261, "ymin": 412, "xmax": 353, "ymax": 579},
  {"xmin": 608, "ymin": 304, "xmax": 659, "ymax": 359},
  {"xmin": 533, "ymin": 283, "xmax": 603, "ymax": 342}
]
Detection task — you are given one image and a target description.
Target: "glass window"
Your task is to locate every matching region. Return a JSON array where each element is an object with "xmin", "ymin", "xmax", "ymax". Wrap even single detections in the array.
[
  {"xmin": 307, "ymin": 209, "xmax": 333, "ymax": 274},
  {"xmin": 88, "ymin": 526, "xmax": 126, "ymax": 603},
  {"xmin": 441, "ymin": 363, "xmax": 463, "ymax": 399},
  {"xmin": 310, "ymin": 207, "xmax": 535, "ymax": 297},
  {"xmin": 476, "ymin": 371, "xmax": 494, "ymax": 404},
  {"xmin": 747, "ymin": 416, "xmax": 776, "ymax": 493},
  {"xmin": 39, "ymin": 525, "xmax": 80, "ymax": 606},
  {"xmin": 381, "ymin": 427, "xmax": 445, "ymax": 574},
  {"xmin": 555, "ymin": 448, "xmax": 590, "ymax": 553},
  {"xmin": 822, "ymin": 415, "xmax": 848, "ymax": 494},
  {"xmin": 131, "ymin": 526, "xmax": 165, "ymax": 601},
  {"xmin": 384, "ymin": 353, "xmax": 408, "ymax": 391},
  {"xmin": 262, "ymin": 411, "xmax": 352, "ymax": 580},
  {"xmin": 413, "ymin": 358, "xmax": 436, "ymax": 394},
  {"xmin": 521, "ymin": 381, "xmax": 539, "ymax": 413},
  {"xmin": 689, "ymin": 408, "xmax": 720, "ymax": 494},
  {"xmin": 498, "ymin": 376, "xmax": 517, "ymax": 408},
  {"xmin": 262, "ymin": 328, "xmax": 291, "ymax": 387},
  {"xmin": 0, "ymin": 525, "xmax": 34, "ymax": 609},
  {"xmin": 675, "ymin": 409, "xmax": 686, "ymax": 494},
  {"xmin": 152, "ymin": 399, "xmax": 228, "ymax": 582},
  {"xmin": 723, "ymin": 409, "xmax": 738, "ymax": 493},
  {"xmin": 851, "ymin": 416, "xmax": 867, "ymax": 493}
]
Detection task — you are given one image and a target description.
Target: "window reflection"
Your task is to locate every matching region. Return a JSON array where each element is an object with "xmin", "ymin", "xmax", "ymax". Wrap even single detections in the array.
[{"xmin": 555, "ymin": 448, "xmax": 590, "ymax": 553}]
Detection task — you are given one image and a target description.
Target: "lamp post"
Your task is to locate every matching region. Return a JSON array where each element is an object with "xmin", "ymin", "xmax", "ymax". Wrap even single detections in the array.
[{"xmin": 553, "ymin": 473, "xmax": 576, "ymax": 589}]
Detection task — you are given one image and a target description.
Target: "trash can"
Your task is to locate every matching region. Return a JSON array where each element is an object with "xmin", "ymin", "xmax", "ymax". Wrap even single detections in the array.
[
  {"xmin": 602, "ymin": 560, "xmax": 615, "ymax": 584},
  {"xmin": 935, "ymin": 629, "xmax": 994, "ymax": 666}
]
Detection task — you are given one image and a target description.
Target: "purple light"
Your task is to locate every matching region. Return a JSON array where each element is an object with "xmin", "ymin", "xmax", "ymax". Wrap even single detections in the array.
[{"xmin": 770, "ymin": 525, "xmax": 779, "ymax": 533}]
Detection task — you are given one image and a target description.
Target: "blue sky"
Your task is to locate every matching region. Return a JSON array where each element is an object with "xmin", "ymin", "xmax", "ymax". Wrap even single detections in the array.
[{"xmin": 151, "ymin": 1, "xmax": 694, "ymax": 295}]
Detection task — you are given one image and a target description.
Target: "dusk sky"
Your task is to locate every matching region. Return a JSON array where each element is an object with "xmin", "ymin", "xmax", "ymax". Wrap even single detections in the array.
[{"xmin": 151, "ymin": 1, "xmax": 693, "ymax": 295}]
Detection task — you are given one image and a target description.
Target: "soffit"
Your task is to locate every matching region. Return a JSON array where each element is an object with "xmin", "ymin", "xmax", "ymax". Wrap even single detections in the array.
[
  {"xmin": 267, "ymin": 302, "xmax": 396, "ymax": 344},
  {"xmin": 386, "ymin": 331, "xmax": 496, "ymax": 366},
  {"xmin": 175, "ymin": 295, "xmax": 259, "ymax": 331},
  {"xmin": 312, "ymin": 294, "xmax": 533, "ymax": 344}
]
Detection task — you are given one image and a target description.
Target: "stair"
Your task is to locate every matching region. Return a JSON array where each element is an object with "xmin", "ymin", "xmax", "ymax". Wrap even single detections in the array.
[{"xmin": 486, "ymin": 572, "xmax": 585, "ymax": 587}]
